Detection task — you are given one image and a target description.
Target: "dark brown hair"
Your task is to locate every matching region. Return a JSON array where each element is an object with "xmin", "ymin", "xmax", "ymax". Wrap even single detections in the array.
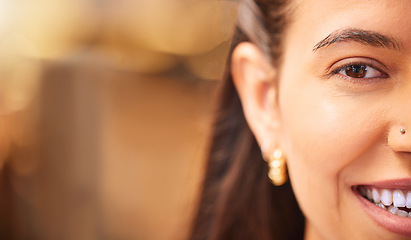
[{"xmin": 188, "ymin": 0, "xmax": 305, "ymax": 239}]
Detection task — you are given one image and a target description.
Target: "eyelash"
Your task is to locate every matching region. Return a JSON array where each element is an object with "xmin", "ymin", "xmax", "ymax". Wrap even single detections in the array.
[{"xmin": 328, "ymin": 61, "xmax": 389, "ymax": 81}]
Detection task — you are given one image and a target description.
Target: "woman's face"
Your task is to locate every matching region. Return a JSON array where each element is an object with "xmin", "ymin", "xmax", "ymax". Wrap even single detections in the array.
[{"xmin": 278, "ymin": 0, "xmax": 411, "ymax": 239}]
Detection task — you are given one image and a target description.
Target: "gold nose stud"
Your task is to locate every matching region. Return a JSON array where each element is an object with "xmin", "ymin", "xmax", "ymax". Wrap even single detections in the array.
[{"xmin": 400, "ymin": 128, "xmax": 406, "ymax": 134}]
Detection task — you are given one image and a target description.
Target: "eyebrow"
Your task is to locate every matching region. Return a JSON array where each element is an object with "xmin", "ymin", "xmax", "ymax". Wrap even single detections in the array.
[{"xmin": 312, "ymin": 28, "xmax": 401, "ymax": 52}]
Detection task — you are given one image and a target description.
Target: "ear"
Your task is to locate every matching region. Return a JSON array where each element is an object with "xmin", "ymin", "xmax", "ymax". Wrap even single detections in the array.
[{"xmin": 231, "ymin": 42, "xmax": 281, "ymax": 148}]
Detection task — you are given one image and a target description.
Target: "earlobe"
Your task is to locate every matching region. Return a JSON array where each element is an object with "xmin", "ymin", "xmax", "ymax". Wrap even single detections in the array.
[{"xmin": 231, "ymin": 42, "xmax": 281, "ymax": 147}]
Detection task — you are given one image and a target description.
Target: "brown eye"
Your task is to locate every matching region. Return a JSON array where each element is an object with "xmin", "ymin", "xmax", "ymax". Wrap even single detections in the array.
[
  {"xmin": 345, "ymin": 65, "xmax": 367, "ymax": 78},
  {"xmin": 337, "ymin": 64, "xmax": 387, "ymax": 79}
]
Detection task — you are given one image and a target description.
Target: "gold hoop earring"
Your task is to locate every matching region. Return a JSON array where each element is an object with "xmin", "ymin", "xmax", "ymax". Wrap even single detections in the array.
[{"xmin": 264, "ymin": 149, "xmax": 288, "ymax": 186}]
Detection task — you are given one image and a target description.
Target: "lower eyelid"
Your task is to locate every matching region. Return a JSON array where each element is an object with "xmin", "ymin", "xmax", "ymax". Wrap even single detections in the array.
[{"xmin": 333, "ymin": 74, "xmax": 388, "ymax": 87}]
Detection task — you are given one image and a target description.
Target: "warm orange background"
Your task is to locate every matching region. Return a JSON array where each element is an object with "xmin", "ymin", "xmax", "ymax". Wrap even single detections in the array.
[{"xmin": 0, "ymin": 1, "xmax": 238, "ymax": 239}]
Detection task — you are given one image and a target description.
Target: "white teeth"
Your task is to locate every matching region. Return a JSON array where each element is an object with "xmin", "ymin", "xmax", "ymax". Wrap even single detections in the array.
[
  {"xmin": 397, "ymin": 210, "xmax": 408, "ymax": 217},
  {"xmin": 381, "ymin": 189, "xmax": 393, "ymax": 206},
  {"xmin": 388, "ymin": 205, "xmax": 398, "ymax": 215},
  {"xmin": 393, "ymin": 190, "xmax": 406, "ymax": 207},
  {"xmin": 367, "ymin": 189, "xmax": 372, "ymax": 200},
  {"xmin": 406, "ymin": 191, "xmax": 411, "ymax": 209},
  {"xmin": 362, "ymin": 187, "xmax": 411, "ymax": 217},
  {"xmin": 377, "ymin": 202, "xmax": 386, "ymax": 210},
  {"xmin": 372, "ymin": 189, "xmax": 381, "ymax": 203}
]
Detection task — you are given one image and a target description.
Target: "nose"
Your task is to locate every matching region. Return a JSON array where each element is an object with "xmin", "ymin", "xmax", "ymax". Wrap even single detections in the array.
[
  {"xmin": 386, "ymin": 83, "xmax": 411, "ymax": 153},
  {"xmin": 388, "ymin": 126, "xmax": 411, "ymax": 153}
]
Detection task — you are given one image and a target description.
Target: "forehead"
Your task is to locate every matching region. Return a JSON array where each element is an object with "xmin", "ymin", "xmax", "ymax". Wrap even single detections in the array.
[{"xmin": 285, "ymin": 0, "xmax": 411, "ymax": 52}]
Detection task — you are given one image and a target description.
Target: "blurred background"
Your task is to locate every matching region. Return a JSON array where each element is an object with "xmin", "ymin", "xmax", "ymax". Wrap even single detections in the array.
[{"xmin": 0, "ymin": 0, "xmax": 238, "ymax": 239}]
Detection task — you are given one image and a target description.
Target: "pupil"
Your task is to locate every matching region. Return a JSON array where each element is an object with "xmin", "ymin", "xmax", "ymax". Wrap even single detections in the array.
[{"xmin": 346, "ymin": 65, "xmax": 367, "ymax": 78}]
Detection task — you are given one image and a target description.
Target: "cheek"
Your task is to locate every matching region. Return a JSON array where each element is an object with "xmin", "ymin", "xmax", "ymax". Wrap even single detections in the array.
[
  {"xmin": 278, "ymin": 81, "xmax": 387, "ymax": 228},
  {"xmin": 282, "ymin": 95, "xmax": 377, "ymax": 177}
]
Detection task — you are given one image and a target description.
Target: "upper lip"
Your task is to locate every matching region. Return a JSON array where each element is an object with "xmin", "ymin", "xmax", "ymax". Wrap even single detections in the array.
[{"xmin": 355, "ymin": 178, "xmax": 411, "ymax": 190}]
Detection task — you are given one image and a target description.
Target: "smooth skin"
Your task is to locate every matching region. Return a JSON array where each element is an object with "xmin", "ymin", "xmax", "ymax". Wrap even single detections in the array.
[{"xmin": 232, "ymin": 0, "xmax": 411, "ymax": 239}]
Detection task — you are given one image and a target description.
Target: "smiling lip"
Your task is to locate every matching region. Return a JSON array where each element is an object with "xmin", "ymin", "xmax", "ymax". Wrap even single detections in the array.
[{"xmin": 353, "ymin": 179, "xmax": 411, "ymax": 237}]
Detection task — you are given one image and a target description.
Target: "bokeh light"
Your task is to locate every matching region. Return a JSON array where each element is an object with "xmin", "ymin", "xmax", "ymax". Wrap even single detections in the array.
[{"xmin": 0, "ymin": 1, "xmax": 238, "ymax": 239}]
